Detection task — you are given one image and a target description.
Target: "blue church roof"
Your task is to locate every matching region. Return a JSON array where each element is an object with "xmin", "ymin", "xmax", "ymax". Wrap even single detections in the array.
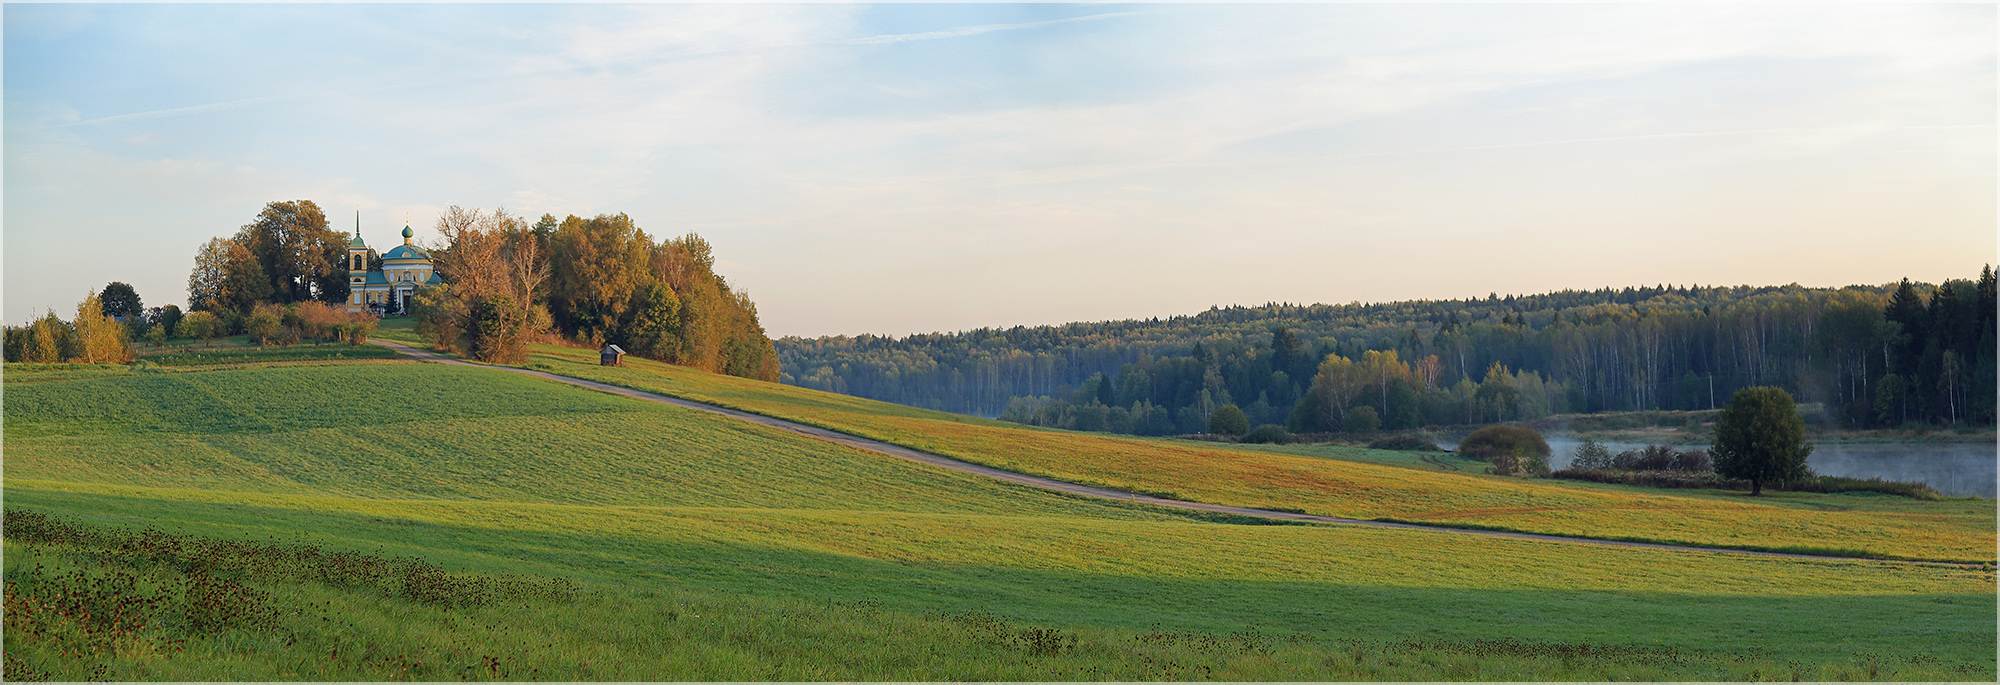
[{"xmin": 381, "ymin": 244, "xmax": 428, "ymax": 261}]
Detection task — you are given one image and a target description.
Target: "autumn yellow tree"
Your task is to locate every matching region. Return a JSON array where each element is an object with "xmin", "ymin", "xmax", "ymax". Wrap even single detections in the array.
[
  {"xmin": 1475, "ymin": 362, "xmax": 1521, "ymax": 422},
  {"xmin": 188, "ymin": 236, "xmax": 272, "ymax": 315},
  {"xmin": 70, "ymin": 293, "xmax": 131, "ymax": 363},
  {"xmin": 1361, "ymin": 349, "xmax": 1412, "ymax": 413}
]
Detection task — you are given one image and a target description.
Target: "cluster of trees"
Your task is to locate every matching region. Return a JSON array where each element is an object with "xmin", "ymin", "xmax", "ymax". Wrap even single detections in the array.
[
  {"xmin": 4, "ymin": 292, "xmax": 133, "ymax": 364},
  {"xmin": 174, "ymin": 200, "xmax": 777, "ymax": 380},
  {"xmin": 1556, "ymin": 387, "xmax": 1818, "ymax": 497},
  {"xmin": 996, "ymin": 336, "xmax": 1567, "ymax": 437},
  {"xmin": 413, "ymin": 207, "xmax": 777, "ymax": 379},
  {"xmin": 3, "ymin": 278, "xmax": 380, "ymax": 364},
  {"xmin": 88, "ymin": 281, "xmax": 191, "ymax": 350},
  {"xmin": 784, "ymin": 269, "xmax": 1997, "ymax": 433},
  {"xmin": 188, "ymin": 200, "xmax": 353, "ymax": 318},
  {"xmin": 993, "ymin": 329, "xmax": 1331, "ymax": 435},
  {"xmin": 1569, "ymin": 440, "xmax": 1713, "ymax": 473},
  {"xmin": 1854, "ymin": 277, "xmax": 1995, "ymax": 429},
  {"xmin": 234, "ymin": 302, "xmax": 378, "ymax": 347}
]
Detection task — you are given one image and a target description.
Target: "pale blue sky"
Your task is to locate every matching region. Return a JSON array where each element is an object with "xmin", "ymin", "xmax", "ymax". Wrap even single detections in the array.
[{"xmin": 6, "ymin": 3, "xmax": 1993, "ymax": 336}]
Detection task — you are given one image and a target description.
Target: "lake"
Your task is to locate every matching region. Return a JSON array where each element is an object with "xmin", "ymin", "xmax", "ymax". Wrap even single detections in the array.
[{"xmin": 1536, "ymin": 437, "xmax": 1997, "ymax": 498}]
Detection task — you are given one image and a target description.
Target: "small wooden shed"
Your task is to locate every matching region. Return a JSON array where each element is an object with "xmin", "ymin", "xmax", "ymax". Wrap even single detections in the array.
[{"xmin": 600, "ymin": 344, "xmax": 626, "ymax": 367}]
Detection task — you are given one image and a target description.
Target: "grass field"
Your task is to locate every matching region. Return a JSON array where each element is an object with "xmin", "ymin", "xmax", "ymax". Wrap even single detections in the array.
[
  {"xmin": 5, "ymin": 354, "xmax": 1994, "ymax": 680},
  {"xmin": 517, "ymin": 344, "xmax": 1996, "ymax": 563}
]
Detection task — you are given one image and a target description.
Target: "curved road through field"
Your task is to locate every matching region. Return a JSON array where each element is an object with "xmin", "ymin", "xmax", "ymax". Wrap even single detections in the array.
[{"xmin": 373, "ymin": 340, "xmax": 1965, "ymax": 566}]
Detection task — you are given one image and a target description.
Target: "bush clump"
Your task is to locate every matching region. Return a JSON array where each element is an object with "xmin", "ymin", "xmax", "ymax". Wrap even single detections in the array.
[
  {"xmin": 1458, "ymin": 424, "xmax": 1550, "ymax": 476},
  {"xmin": 1342, "ymin": 406, "xmax": 1382, "ymax": 433},
  {"xmin": 1571, "ymin": 440, "xmax": 1711, "ymax": 473},
  {"xmin": 1570, "ymin": 438, "xmax": 1613, "ymax": 468},
  {"xmin": 1239, "ymin": 424, "xmax": 1294, "ymax": 444},
  {"xmin": 1208, "ymin": 404, "xmax": 1250, "ymax": 437},
  {"xmin": 1368, "ymin": 435, "xmax": 1441, "ymax": 451},
  {"xmin": 1612, "ymin": 445, "xmax": 1711, "ymax": 473}
]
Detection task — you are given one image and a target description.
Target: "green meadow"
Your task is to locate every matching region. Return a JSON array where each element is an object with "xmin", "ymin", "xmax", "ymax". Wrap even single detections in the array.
[{"xmin": 4, "ymin": 352, "xmax": 1994, "ymax": 680}]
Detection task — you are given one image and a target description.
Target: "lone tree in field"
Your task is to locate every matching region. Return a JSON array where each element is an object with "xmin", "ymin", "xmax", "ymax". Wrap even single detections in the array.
[{"xmin": 1710, "ymin": 386, "xmax": 1813, "ymax": 495}]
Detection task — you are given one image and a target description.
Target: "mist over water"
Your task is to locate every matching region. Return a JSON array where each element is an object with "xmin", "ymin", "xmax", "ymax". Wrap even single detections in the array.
[{"xmin": 1539, "ymin": 437, "xmax": 1997, "ymax": 498}]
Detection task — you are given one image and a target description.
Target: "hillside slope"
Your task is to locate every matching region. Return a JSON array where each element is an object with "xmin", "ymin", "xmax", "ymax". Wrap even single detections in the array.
[
  {"xmin": 5, "ymin": 358, "xmax": 1993, "ymax": 680},
  {"xmin": 521, "ymin": 344, "xmax": 1995, "ymax": 563}
]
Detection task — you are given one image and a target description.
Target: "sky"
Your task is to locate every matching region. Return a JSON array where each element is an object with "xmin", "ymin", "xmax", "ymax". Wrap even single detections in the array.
[{"xmin": 5, "ymin": 3, "xmax": 1994, "ymax": 338}]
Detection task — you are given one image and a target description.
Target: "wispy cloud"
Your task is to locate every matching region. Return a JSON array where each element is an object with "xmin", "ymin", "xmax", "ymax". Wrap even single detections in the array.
[
  {"xmin": 1309, "ymin": 124, "xmax": 1998, "ymax": 163},
  {"xmin": 832, "ymin": 11, "xmax": 1143, "ymax": 46},
  {"xmin": 47, "ymin": 79, "xmax": 448, "ymax": 128},
  {"xmin": 51, "ymin": 94, "xmax": 295, "ymax": 127},
  {"xmin": 5, "ymin": 4, "xmax": 1989, "ymax": 335}
]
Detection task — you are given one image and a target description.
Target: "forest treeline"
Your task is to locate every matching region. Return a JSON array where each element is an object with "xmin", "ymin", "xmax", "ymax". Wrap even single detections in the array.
[
  {"xmin": 778, "ymin": 269, "xmax": 1996, "ymax": 434},
  {"xmin": 166, "ymin": 200, "xmax": 775, "ymax": 380}
]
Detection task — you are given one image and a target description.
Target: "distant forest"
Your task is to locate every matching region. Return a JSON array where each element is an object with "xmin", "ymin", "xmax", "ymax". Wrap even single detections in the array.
[{"xmin": 777, "ymin": 269, "xmax": 1996, "ymax": 435}]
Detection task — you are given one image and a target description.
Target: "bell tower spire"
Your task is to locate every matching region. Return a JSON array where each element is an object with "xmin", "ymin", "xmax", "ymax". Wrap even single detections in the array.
[{"xmin": 345, "ymin": 212, "xmax": 372, "ymax": 313}]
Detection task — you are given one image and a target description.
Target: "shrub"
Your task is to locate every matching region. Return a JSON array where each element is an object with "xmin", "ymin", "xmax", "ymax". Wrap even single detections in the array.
[
  {"xmin": 1459, "ymin": 424, "xmax": 1550, "ymax": 476},
  {"xmin": 295, "ymin": 301, "xmax": 349, "ymax": 340},
  {"xmin": 1677, "ymin": 449, "xmax": 1712, "ymax": 473},
  {"xmin": 1368, "ymin": 435, "xmax": 1440, "ymax": 451},
  {"xmin": 346, "ymin": 318, "xmax": 378, "ymax": 345},
  {"xmin": 1343, "ymin": 406, "xmax": 1381, "ymax": 432},
  {"xmin": 143, "ymin": 325, "xmax": 169, "ymax": 349},
  {"xmin": 1240, "ymin": 424, "xmax": 1294, "ymax": 444},
  {"xmin": 1208, "ymin": 404, "xmax": 1250, "ymax": 436},
  {"xmin": 245, "ymin": 304, "xmax": 285, "ymax": 345},
  {"xmin": 1570, "ymin": 438, "xmax": 1613, "ymax": 469},
  {"xmin": 1611, "ymin": 445, "xmax": 1712, "ymax": 473}
]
